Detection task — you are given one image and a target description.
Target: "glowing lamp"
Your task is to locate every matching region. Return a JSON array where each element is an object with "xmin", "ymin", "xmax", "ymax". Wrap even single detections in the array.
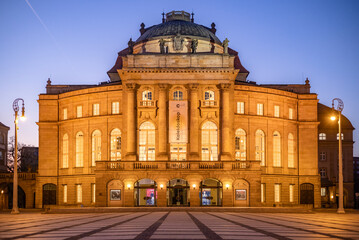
[
  {"xmin": 226, "ymin": 184, "xmax": 230, "ymax": 189},
  {"xmin": 160, "ymin": 184, "xmax": 164, "ymax": 190},
  {"xmin": 127, "ymin": 184, "xmax": 131, "ymax": 190},
  {"xmin": 192, "ymin": 184, "xmax": 196, "ymax": 189}
]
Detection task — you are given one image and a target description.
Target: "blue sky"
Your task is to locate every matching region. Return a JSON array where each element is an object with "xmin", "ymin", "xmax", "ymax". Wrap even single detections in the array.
[{"xmin": 0, "ymin": 0, "xmax": 358, "ymax": 156}]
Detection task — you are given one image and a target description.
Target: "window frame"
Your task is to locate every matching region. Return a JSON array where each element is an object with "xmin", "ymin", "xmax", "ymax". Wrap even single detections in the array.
[{"xmin": 257, "ymin": 103, "xmax": 264, "ymax": 116}]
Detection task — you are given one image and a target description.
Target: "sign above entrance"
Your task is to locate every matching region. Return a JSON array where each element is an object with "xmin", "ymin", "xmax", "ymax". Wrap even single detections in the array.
[{"xmin": 169, "ymin": 101, "xmax": 188, "ymax": 143}]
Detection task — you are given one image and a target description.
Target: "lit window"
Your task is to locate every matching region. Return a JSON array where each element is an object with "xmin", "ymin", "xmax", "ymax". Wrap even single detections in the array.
[
  {"xmin": 288, "ymin": 133, "xmax": 294, "ymax": 168},
  {"xmin": 274, "ymin": 105, "xmax": 280, "ymax": 117},
  {"xmin": 91, "ymin": 130, "xmax": 101, "ymax": 166},
  {"xmin": 76, "ymin": 185, "xmax": 82, "ymax": 203},
  {"xmin": 170, "ymin": 144, "xmax": 187, "ymax": 161},
  {"xmin": 255, "ymin": 129, "xmax": 265, "ymax": 166},
  {"xmin": 261, "ymin": 183, "xmax": 265, "ymax": 203},
  {"xmin": 289, "ymin": 185, "xmax": 294, "ymax": 203},
  {"xmin": 273, "ymin": 131, "xmax": 281, "ymax": 167},
  {"xmin": 75, "ymin": 132, "xmax": 84, "ymax": 167},
  {"xmin": 319, "ymin": 168, "xmax": 327, "ymax": 178},
  {"xmin": 110, "ymin": 128, "xmax": 121, "ymax": 161},
  {"xmin": 63, "ymin": 185, "xmax": 67, "ymax": 203},
  {"xmin": 257, "ymin": 103, "xmax": 263, "ymax": 116},
  {"xmin": 93, "ymin": 103, "xmax": 99, "ymax": 116},
  {"xmin": 289, "ymin": 108, "xmax": 293, "ymax": 120},
  {"xmin": 173, "ymin": 90, "xmax": 183, "ymax": 100},
  {"xmin": 237, "ymin": 102, "xmax": 244, "ymax": 114},
  {"xmin": 321, "ymin": 187, "xmax": 326, "ymax": 197},
  {"xmin": 235, "ymin": 128, "xmax": 246, "ymax": 161},
  {"xmin": 204, "ymin": 90, "xmax": 215, "ymax": 101},
  {"xmin": 139, "ymin": 121, "xmax": 155, "ymax": 161},
  {"xmin": 142, "ymin": 90, "xmax": 153, "ymax": 101},
  {"xmin": 337, "ymin": 133, "xmax": 344, "ymax": 140},
  {"xmin": 112, "ymin": 102, "xmax": 119, "ymax": 114},
  {"xmin": 319, "ymin": 133, "xmax": 326, "ymax": 140},
  {"xmin": 76, "ymin": 105, "xmax": 82, "ymax": 118},
  {"xmin": 62, "ymin": 134, "xmax": 69, "ymax": 168},
  {"xmin": 91, "ymin": 183, "xmax": 96, "ymax": 203},
  {"xmin": 201, "ymin": 121, "xmax": 218, "ymax": 161},
  {"xmin": 319, "ymin": 152, "xmax": 326, "ymax": 161},
  {"xmin": 274, "ymin": 184, "xmax": 281, "ymax": 203},
  {"xmin": 63, "ymin": 108, "xmax": 68, "ymax": 120}
]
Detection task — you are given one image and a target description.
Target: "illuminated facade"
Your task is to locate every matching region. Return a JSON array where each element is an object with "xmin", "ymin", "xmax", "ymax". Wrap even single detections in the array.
[{"xmin": 36, "ymin": 11, "xmax": 321, "ymax": 208}]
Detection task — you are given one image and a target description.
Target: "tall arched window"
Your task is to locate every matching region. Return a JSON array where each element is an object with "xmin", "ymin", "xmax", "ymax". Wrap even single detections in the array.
[
  {"xmin": 173, "ymin": 90, "xmax": 183, "ymax": 100},
  {"xmin": 139, "ymin": 121, "xmax": 155, "ymax": 161},
  {"xmin": 75, "ymin": 131, "xmax": 84, "ymax": 167},
  {"xmin": 255, "ymin": 129, "xmax": 265, "ymax": 166},
  {"xmin": 91, "ymin": 130, "xmax": 101, "ymax": 166},
  {"xmin": 142, "ymin": 90, "xmax": 152, "ymax": 101},
  {"xmin": 204, "ymin": 90, "xmax": 215, "ymax": 100},
  {"xmin": 110, "ymin": 128, "xmax": 121, "ymax": 161},
  {"xmin": 201, "ymin": 121, "xmax": 218, "ymax": 161},
  {"xmin": 288, "ymin": 133, "xmax": 294, "ymax": 168},
  {"xmin": 62, "ymin": 134, "xmax": 69, "ymax": 168},
  {"xmin": 235, "ymin": 128, "xmax": 246, "ymax": 161},
  {"xmin": 273, "ymin": 131, "xmax": 281, "ymax": 167}
]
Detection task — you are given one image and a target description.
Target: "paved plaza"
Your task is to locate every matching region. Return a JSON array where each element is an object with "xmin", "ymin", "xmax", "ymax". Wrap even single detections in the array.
[{"xmin": 0, "ymin": 211, "xmax": 358, "ymax": 239}]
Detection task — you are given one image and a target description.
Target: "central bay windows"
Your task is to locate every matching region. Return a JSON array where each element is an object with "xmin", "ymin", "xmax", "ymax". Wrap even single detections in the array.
[
  {"xmin": 201, "ymin": 121, "xmax": 218, "ymax": 161},
  {"xmin": 110, "ymin": 129, "xmax": 121, "ymax": 161},
  {"xmin": 173, "ymin": 90, "xmax": 183, "ymax": 100},
  {"xmin": 235, "ymin": 129, "xmax": 246, "ymax": 161},
  {"xmin": 91, "ymin": 130, "xmax": 101, "ymax": 166},
  {"xmin": 139, "ymin": 121, "xmax": 155, "ymax": 161},
  {"xmin": 141, "ymin": 90, "xmax": 154, "ymax": 106},
  {"xmin": 170, "ymin": 144, "xmax": 187, "ymax": 161}
]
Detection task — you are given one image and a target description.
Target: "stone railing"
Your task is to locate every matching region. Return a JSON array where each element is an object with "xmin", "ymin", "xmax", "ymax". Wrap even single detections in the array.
[
  {"xmin": 97, "ymin": 160, "xmax": 260, "ymax": 171},
  {"xmin": 139, "ymin": 100, "xmax": 155, "ymax": 107},
  {"xmin": 201, "ymin": 100, "xmax": 218, "ymax": 107},
  {"xmin": 0, "ymin": 172, "xmax": 37, "ymax": 180}
]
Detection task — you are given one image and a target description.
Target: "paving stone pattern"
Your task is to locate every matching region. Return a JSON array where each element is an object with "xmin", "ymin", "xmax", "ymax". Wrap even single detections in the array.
[{"xmin": 0, "ymin": 212, "xmax": 358, "ymax": 239}]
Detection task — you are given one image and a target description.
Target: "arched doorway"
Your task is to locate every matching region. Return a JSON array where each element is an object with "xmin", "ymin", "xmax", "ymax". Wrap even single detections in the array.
[
  {"xmin": 43, "ymin": 183, "xmax": 56, "ymax": 206},
  {"xmin": 200, "ymin": 179, "xmax": 222, "ymax": 206},
  {"xmin": 300, "ymin": 183, "xmax": 314, "ymax": 205},
  {"xmin": 107, "ymin": 180, "xmax": 123, "ymax": 207},
  {"xmin": 167, "ymin": 179, "xmax": 189, "ymax": 206},
  {"xmin": 1, "ymin": 183, "xmax": 26, "ymax": 209},
  {"xmin": 134, "ymin": 179, "xmax": 157, "ymax": 206}
]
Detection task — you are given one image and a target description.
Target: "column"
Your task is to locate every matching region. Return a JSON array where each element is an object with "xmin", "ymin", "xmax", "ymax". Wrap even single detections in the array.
[
  {"xmin": 126, "ymin": 83, "xmax": 136, "ymax": 160},
  {"xmin": 220, "ymin": 83, "xmax": 232, "ymax": 160},
  {"xmin": 189, "ymin": 84, "xmax": 200, "ymax": 160},
  {"xmin": 158, "ymin": 84, "xmax": 168, "ymax": 160}
]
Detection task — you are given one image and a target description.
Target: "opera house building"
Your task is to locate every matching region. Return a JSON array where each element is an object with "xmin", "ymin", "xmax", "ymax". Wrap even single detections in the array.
[{"xmin": 36, "ymin": 11, "xmax": 320, "ymax": 208}]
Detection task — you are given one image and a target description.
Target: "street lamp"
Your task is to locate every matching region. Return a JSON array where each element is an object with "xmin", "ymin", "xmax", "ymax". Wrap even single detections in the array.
[
  {"xmin": 12, "ymin": 98, "xmax": 26, "ymax": 214},
  {"xmin": 330, "ymin": 98, "xmax": 345, "ymax": 214}
]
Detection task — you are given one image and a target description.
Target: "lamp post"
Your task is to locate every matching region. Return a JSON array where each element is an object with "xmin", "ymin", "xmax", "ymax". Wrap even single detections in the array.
[
  {"xmin": 330, "ymin": 98, "xmax": 345, "ymax": 214},
  {"xmin": 11, "ymin": 98, "xmax": 26, "ymax": 214}
]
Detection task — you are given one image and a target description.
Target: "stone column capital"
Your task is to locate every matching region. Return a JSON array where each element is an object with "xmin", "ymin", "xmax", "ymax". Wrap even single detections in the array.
[
  {"xmin": 188, "ymin": 83, "xmax": 199, "ymax": 91},
  {"xmin": 126, "ymin": 83, "xmax": 137, "ymax": 91},
  {"xmin": 220, "ymin": 83, "xmax": 231, "ymax": 91},
  {"xmin": 158, "ymin": 84, "xmax": 169, "ymax": 91}
]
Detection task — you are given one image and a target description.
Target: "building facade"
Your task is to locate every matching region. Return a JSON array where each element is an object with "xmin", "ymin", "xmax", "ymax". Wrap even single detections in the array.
[
  {"xmin": 0, "ymin": 122, "xmax": 10, "ymax": 173},
  {"xmin": 36, "ymin": 11, "xmax": 321, "ymax": 208}
]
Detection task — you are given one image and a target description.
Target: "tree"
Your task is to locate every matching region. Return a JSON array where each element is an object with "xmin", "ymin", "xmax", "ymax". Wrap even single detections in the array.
[{"xmin": 7, "ymin": 136, "xmax": 28, "ymax": 172}]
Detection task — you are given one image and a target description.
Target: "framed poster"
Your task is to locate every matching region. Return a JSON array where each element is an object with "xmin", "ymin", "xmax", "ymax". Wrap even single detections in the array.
[
  {"xmin": 110, "ymin": 189, "xmax": 121, "ymax": 201},
  {"xmin": 235, "ymin": 189, "xmax": 247, "ymax": 200}
]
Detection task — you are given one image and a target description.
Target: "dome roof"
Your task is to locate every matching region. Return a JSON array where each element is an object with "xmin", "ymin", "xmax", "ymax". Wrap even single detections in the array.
[{"xmin": 136, "ymin": 20, "xmax": 222, "ymax": 44}]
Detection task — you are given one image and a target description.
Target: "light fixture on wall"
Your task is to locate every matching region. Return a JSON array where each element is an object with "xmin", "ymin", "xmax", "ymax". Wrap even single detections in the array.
[
  {"xmin": 226, "ymin": 184, "xmax": 230, "ymax": 190},
  {"xmin": 192, "ymin": 184, "xmax": 196, "ymax": 190},
  {"xmin": 127, "ymin": 184, "xmax": 131, "ymax": 190},
  {"xmin": 160, "ymin": 184, "xmax": 164, "ymax": 190}
]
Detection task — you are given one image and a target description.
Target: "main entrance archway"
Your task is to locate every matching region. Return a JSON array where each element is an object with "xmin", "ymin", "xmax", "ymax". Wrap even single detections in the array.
[
  {"xmin": 134, "ymin": 179, "xmax": 157, "ymax": 206},
  {"xmin": 167, "ymin": 179, "xmax": 189, "ymax": 206},
  {"xmin": 200, "ymin": 179, "xmax": 222, "ymax": 206}
]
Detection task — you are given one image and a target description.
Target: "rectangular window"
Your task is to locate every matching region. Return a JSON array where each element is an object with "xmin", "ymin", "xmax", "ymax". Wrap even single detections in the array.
[
  {"xmin": 91, "ymin": 183, "xmax": 96, "ymax": 203},
  {"xmin": 257, "ymin": 103, "xmax": 263, "ymax": 116},
  {"xmin": 76, "ymin": 105, "xmax": 82, "ymax": 118},
  {"xmin": 289, "ymin": 108, "xmax": 293, "ymax": 120},
  {"xmin": 274, "ymin": 184, "xmax": 281, "ymax": 203},
  {"xmin": 76, "ymin": 184, "xmax": 82, "ymax": 203},
  {"xmin": 289, "ymin": 185, "xmax": 294, "ymax": 203},
  {"xmin": 319, "ymin": 168, "xmax": 327, "ymax": 178},
  {"xmin": 274, "ymin": 105, "xmax": 280, "ymax": 117},
  {"xmin": 237, "ymin": 102, "xmax": 244, "ymax": 114},
  {"xmin": 93, "ymin": 103, "xmax": 99, "ymax": 116},
  {"xmin": 261, "ymin": 183, "xmax": 265, "ymax": 203},
  {"xmin": 321, "ymin": 187, "xmax": 326, "ymax": 197},
  {"xmin": 319, "ymin": 152, "xmax": 326, "ymax": 161},
  {"xmin": 63, "ymin": 108, "xmax": 68, "ymax": 120},
  {"xmin": 63, "ymin": 185, "xmax": 67, "ymax": 203},
  {"xmin": 112, "ymin": 102, "xmax": 119, "ymax": 114}
]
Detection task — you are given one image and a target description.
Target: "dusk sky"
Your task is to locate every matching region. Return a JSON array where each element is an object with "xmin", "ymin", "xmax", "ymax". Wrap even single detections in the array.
[{"xmin": 0, "ymin": 0, "xmax": 358, "ymax": 156}]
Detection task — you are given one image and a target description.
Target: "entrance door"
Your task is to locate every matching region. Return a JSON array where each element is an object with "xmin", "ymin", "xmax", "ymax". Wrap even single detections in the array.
[
  {"xmin": 167, "ymin": 179, "xmax": 189, "ymax": 206},
  {"xmin": 43, "ymin": 183, "xmax": 56, "ymax": 206},
  {"xmin": 300, "ymin": 183, "xmax": 314, "ymax": 205}
]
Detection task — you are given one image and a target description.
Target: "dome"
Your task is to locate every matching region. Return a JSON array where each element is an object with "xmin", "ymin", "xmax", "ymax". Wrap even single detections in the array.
[{"xmin": 135, "ymin": 11, "xmax": 222, "ymax": 45}]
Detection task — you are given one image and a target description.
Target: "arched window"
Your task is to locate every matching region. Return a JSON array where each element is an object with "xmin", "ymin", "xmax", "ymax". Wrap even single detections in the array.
[
  {"xmin": 201, "ymin": 121, "xmax": 218, "ymax": 161},
  {"xmin": 142, "ymin": 90, "xmax": 152, "ymax": 101},
  {"xmin": 319, "ymin": 133, "xmax": 326, "ymax": 140},
  {"xmin": 91, "ymin": 130, "xmax": 101, "ymax": 166},
  {"xmin": 273, "ymin": 131, "xmax": 281, "ymax": 167},
  {"xmin": 235, "ymin": 128, "xmax": 246, "ymax": 161},
  {"xmin": 255, "ymin": 129, "xmax": 265, "ymax": 166},
  {"xmin": 139, "ymin": 122, "xmax": 155, "ymax": 161},
  {"xmin": 288, "ymin": 133, "xmax": 294, "ymax": 168},
  {"xmin": 75, "ymin": 131, "xmax": 84, "ymax": 167},
  {"xmin": 173, "ymin": 90, "xmax": 183, "ymax": 100},
  {"xmin": 204, "ymin": 90, "xmax": 215, "ymax": 101},
  {"xmin": 62, "ymin": 134, "xmax": 69, "ymax": 168},
  {"xmin": 110, "ymin": 128, "xmax": 121, "ymax": 161}
]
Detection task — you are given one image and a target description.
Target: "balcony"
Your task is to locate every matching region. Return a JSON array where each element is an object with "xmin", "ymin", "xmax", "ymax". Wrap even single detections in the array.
[
  {"xmin": 139, "ymin": 100, "xmax": 155, "ymax": 107},
  {"xmin": 201, "ymin": 100, "xmax": 218, "ymax": 107}
]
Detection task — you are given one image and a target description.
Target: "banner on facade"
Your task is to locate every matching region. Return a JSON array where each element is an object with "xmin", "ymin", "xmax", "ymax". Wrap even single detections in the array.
[{"xmin": 169, "ymin": 101, "xmax": 188, "ymax": 143}]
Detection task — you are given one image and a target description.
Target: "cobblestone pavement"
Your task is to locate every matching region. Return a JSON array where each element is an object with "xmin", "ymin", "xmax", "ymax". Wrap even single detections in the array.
[{"xmin": 0, "ymin": 212, "xmax": 358, "ymax": 239}]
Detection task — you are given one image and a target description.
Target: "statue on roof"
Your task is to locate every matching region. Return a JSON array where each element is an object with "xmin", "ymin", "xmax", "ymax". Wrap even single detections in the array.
[
  {"xmin": 223, "ymin": 38, "xmax": 229, "ymax": 55},
  {"xmin": 128, "ymin": 38, "xmax": 134, "ymax": 54},
  {"xmin": 191, "ymin": 39, "xmax": 198, "ymax": 53},
  {"xmin": 159, "ymin": 39, "xmax": 166, "ymax": 54}
]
